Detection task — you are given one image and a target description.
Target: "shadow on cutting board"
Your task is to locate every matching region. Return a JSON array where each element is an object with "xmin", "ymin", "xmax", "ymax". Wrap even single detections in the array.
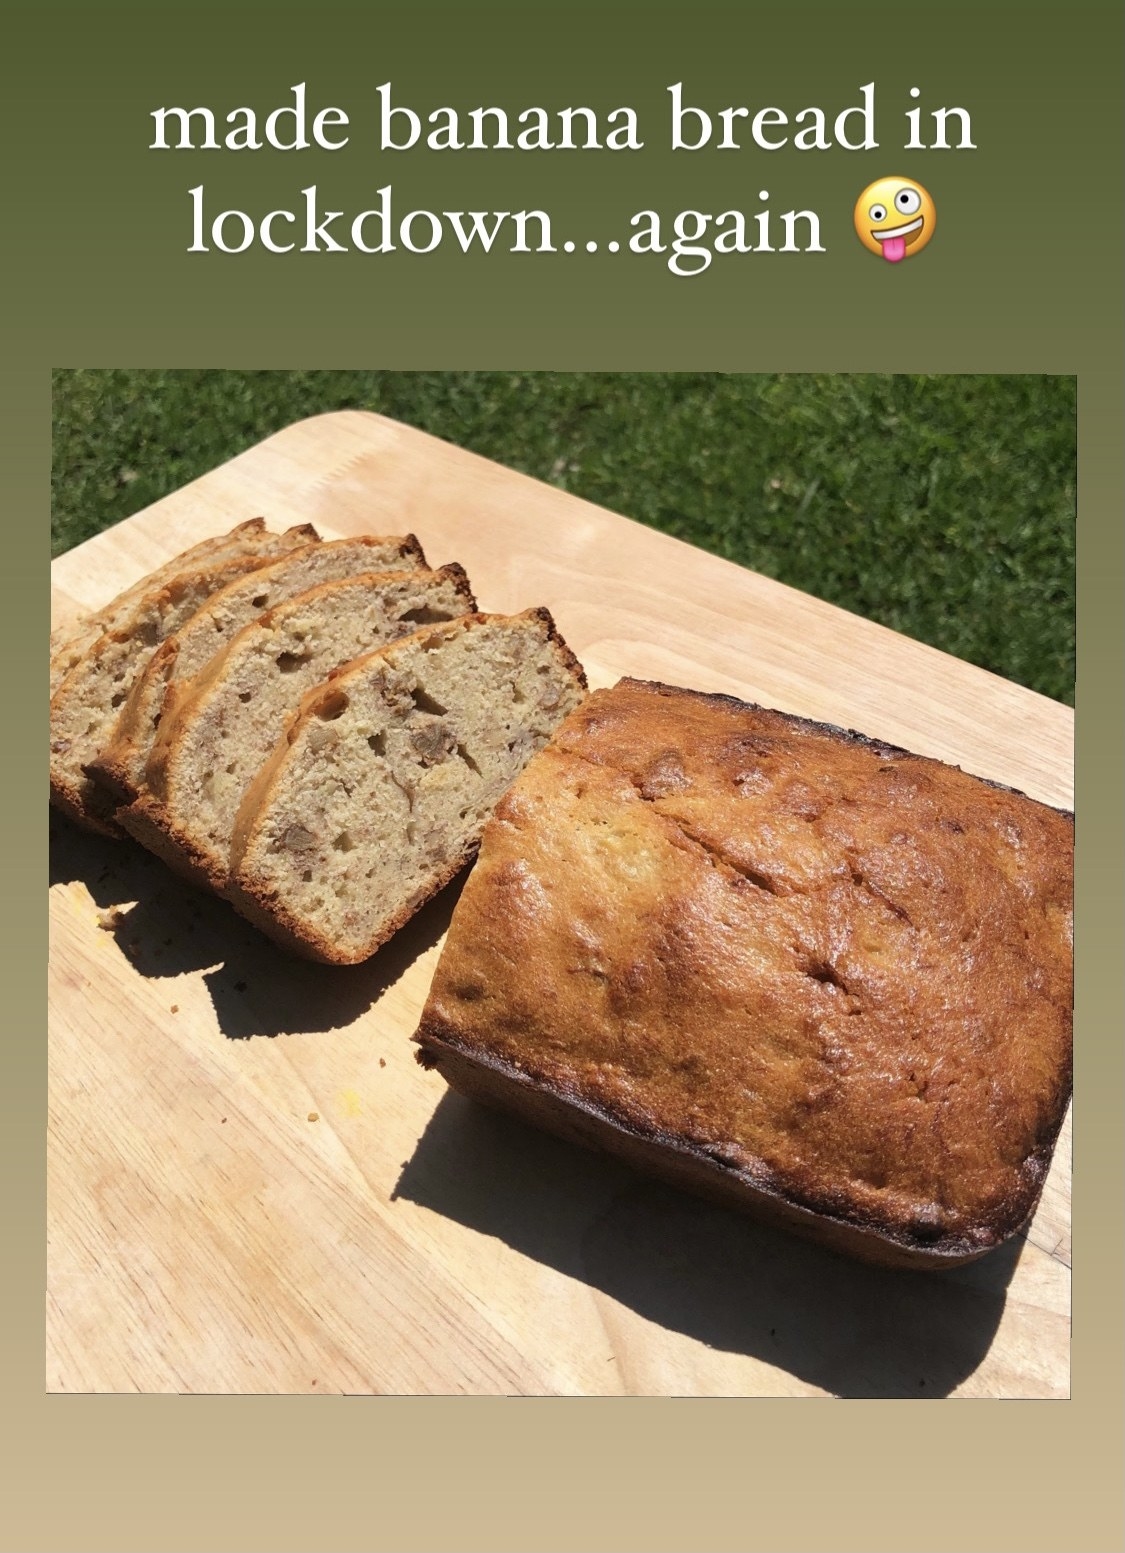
[
  {"xmin": 52, "ymin": 812, "xmax": 1024, "ymax": 1396},
  {"xmin": 49, "ymin": 813, "xmax": 465, "ymax": 1039},
  {"xmin": 393, "ymin": 1090, "xmax": 1024, "ymax": 1399}
]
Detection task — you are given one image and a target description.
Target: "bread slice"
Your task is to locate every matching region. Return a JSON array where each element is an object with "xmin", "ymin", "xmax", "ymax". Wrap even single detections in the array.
[
  {"xmin": 414, "ymin": 679, "xmax": 1074, "ymax": 1270},
  {"xmin": 49, "ymin": 519, "xmax": 317, "ymax": 696},
  {"xmin": 50, "ymin": 550, "xmax": 295, "ymax": 836},
  {"xmin": 226, "ymin": 609, "xmax": 587, "ymax": 963},
  {"xmin": 91, "ymin": 534, "xmax": 427, "ymax": 806},
  {"xmin": 118, "ymin": 564, "xmax": 477, "ymax": 889}
]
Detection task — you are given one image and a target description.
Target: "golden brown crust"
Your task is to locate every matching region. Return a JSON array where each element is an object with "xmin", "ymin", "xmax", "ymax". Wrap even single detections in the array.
[{"xmin": 413, "ymin": 678, "xmax": 1074, "ymax": 1269}]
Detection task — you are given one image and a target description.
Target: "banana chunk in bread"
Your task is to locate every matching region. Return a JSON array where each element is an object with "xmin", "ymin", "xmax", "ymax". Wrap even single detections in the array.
[
  {"xmin": 92, "ymin": 534, "xmax": 427, "ymax": 805},
  {"xmin": 50, "ymin": 519, "xmax": 317, "ymax": 696},
  {"xmin": 414, "ymin": 679, "xmax": 1074, "ymax": 1270},
  {"xmin": 50, "ymin": 550, "xmax": 299, "ymax": 836},
  {"xmin": 227, "ymin": 609, "xmax": 587, "ymax": 963},
  {"xmin": 119, "ymin": 564, "xmax": 477, "ymax": 889}
]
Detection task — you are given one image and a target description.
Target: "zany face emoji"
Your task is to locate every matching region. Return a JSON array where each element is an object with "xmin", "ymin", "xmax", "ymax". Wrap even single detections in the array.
[{"xmin": 854, "ymin": 177, "xmax": 936, "ymax": 262}]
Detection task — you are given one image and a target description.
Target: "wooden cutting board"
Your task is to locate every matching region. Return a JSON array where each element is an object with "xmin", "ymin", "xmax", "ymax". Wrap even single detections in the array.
[{"xmin": 48, "ymin": 410, "xmax": 1072, "ymax": 1397}]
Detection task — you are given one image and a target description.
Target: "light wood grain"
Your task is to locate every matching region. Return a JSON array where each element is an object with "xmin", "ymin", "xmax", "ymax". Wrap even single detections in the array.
[{"xmin": 48, "ymin": 410, "xmax": 1072, "ymax": 1397}]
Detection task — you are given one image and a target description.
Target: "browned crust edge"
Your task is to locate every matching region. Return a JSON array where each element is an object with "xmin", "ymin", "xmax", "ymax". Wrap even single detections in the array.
[
  {"xmin": 275, "ymin": 523, "xmax": 321, "ymax": 547},
  {"xmin": 612, "ymin": 678, "xmax": 1074, "ymax": 822},
  {"xmin": 530, "ymin": 604, "xmax": 589, "ymax": 693},
  {"xmin": 413, "ymin": 1024, "xmax": 1064, "ymax": 1271},
  {"xmin": 114, "ymin": 794, "xmax": 229, "ymax": 894},
  {"xmin": 225, "ymin": 836, "xmax": 481, "ymax": 963},
  {"xmin": 421, "ymin": 560, "xmax": 474, "ymax": 609},
  {"xmin": 49, "ymin": 778, "xmax": 124, "ymax": 839},
  {"xmin": 396, "ymin": 533, "xmax": 428, "ymax": 569}
]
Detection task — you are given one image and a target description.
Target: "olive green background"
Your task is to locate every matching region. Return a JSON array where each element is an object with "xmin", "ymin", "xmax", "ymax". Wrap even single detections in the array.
[{"xmin": 8, "ymin": 1, "xmax": 1123, "ymax": 1550}]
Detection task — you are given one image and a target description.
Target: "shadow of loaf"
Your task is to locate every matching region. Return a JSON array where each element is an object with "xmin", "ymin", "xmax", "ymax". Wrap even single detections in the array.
[{"xmin": 393, "ymin": 1091, "xmax": 1024, "ymax": 1397}]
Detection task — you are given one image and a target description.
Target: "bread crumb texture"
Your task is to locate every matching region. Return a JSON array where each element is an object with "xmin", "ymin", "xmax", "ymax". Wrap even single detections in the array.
[
  {"xmin": 420, "ymin": 679, "xmax": 1073, "ymax": 1257},
  {"xmin": 99, "ymin": 534, "xmax": 427, "ymax": 802},
  {"xmin": 131, "ymin": 565, "xmax": 475, "ymax": 887},
  {"xmin": 229, "ymin": 610, "xmax": 586, "ymax": 962}
]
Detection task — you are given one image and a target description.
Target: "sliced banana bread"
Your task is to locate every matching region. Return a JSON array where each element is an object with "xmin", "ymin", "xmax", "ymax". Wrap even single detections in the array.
[
  {"xmin": 49, "ymin": 519, "xmax": 318, "ymax": 696},
  {"xmin": 50, "ymin": 551, "xmax": 290, "ymax": 836},
  {"xmin": 119, "ymin": 564, "xmax": 477, "ymax": 889},
  {"xmin": 227, "ymin": 609, "xmax": 587, "ymax": 963},
  {"xmin": 91, "ymin": 534, "xmax": 427, "ymax": 805}
]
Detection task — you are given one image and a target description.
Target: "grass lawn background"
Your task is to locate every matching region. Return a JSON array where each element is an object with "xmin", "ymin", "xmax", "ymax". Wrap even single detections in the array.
[{"xmin": 51, "ymin": 371, "xmax": 1075, "ymax": 706}]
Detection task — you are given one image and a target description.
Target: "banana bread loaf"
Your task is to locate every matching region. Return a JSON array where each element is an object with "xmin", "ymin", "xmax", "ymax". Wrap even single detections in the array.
[{"xmin": 414, "ymin": 678, "xmax": 1074, "ymax": 1270}]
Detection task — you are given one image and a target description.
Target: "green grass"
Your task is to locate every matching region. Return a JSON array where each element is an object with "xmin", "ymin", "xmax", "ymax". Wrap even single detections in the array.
[{"xmin": 51, "ymin": 370, "xmax": 1075, "ymax": 704}]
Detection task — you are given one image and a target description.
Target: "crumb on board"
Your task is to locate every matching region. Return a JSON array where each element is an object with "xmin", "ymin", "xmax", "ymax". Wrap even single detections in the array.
[
  {"xmin": 379, "ymin": 1058, "xmax": 386, "ymax": 1068},
  {"xmin": 170, "ymin": 1004, "xmax": 179, "ymax": 1014},
  {"xmin": 307, "ymin": 1111, "xmax": 319, "ymax": 1123}
]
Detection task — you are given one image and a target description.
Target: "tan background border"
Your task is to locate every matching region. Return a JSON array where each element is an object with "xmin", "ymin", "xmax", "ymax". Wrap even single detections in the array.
[{"xmin": 7, "ymin": 0, "xmax": 1124, "ymax": 1548}]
